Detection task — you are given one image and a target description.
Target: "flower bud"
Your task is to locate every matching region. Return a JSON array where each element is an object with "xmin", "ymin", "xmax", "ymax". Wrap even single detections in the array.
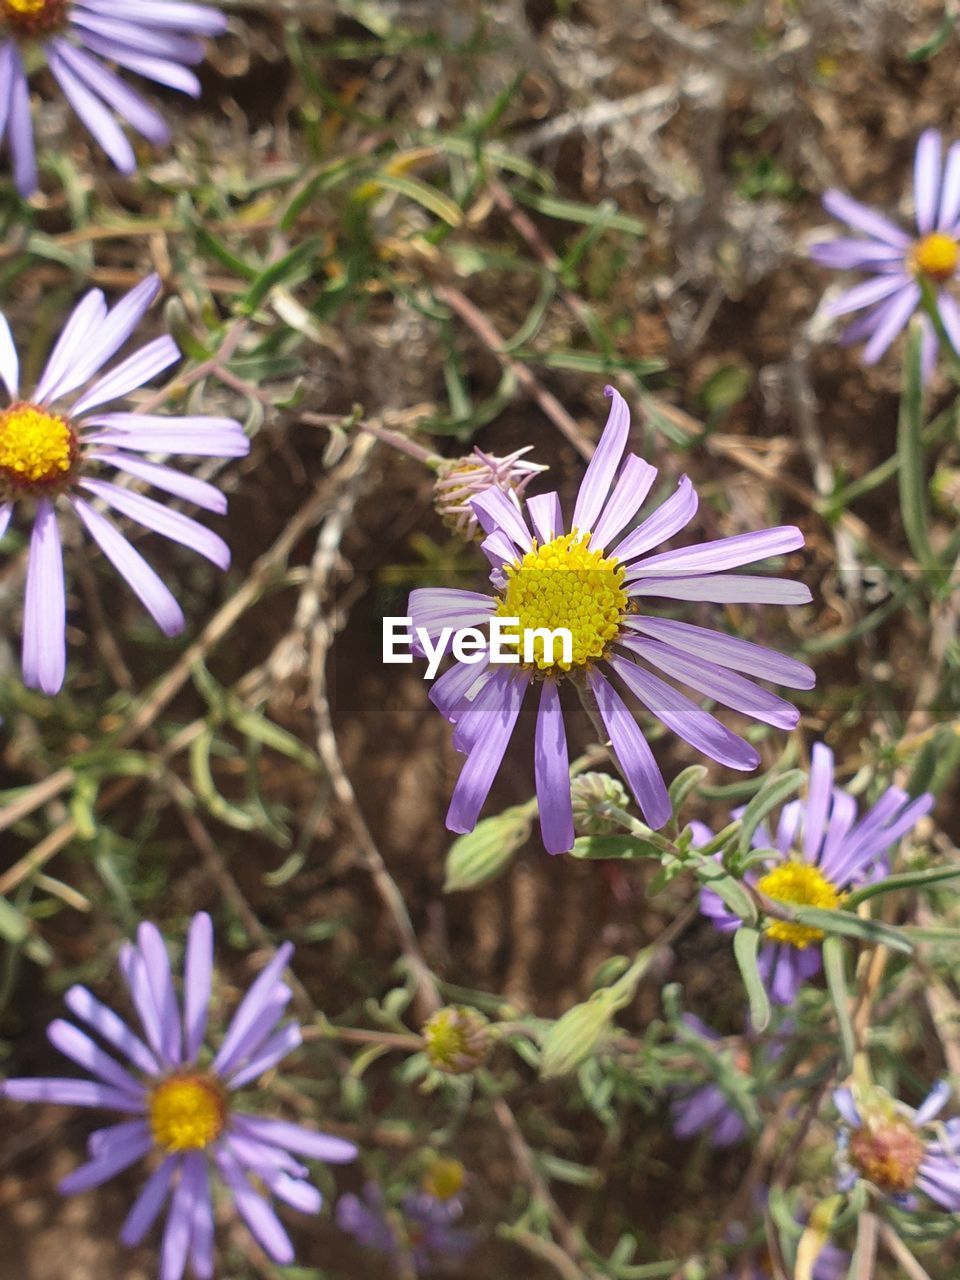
[
  {"xmin": 539, "ymin": 990, "xmax": 618, "ymax": 1079},
  {"xmin": 421, "ymin": 1157, "xmax": 466, "ymax": 1201},
  {"xmin": 443, "ymin": 806, "xmax": 532, "ymax": 892},
  {"xmin": 423, "ymin": 1006, "xmax": 491, "ymax": 1074},
  {"xmin": 570, "ymin": 772, "xmax": 632, "ymax": 836},
  {"xmin": 433, "ymin": 447, "xmax": 547, "ymax": 541}
]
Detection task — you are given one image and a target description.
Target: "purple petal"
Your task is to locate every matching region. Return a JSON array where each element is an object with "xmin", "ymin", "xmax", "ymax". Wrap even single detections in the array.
[
  {"xmin": 407, "ymin": 588, "xmax": 496, "ymax": 640},
  {"xmin": 618, "ymin": 634, "xmax": 800, "ymax": 729},
  {"xmin": 2, "ymin": 1077, "xmax": 146, "ymax": 1110},
  {"xmin": 119, "ymin": 1155, "xmax": 177, "ymax": 1246},
  {"xmin": 90, "ymin": 451, "xmax": 226, "ymax": 513},
  {"xmin": 810, "ymin": 238, "xmax": 909, "ymax": 270},
  {"xmin": 628, "ymin": 526, "xmax": 803, "ymax": 579},
  {"xmin": 0, "ymin": 43, "xmax": 16, "ymax": 152},
  {"xmin": 818, "ymin": 790, "xmax": 857, "ymax": 871},
  {"xmin": 183, "ymin": 912, "xmax": 213, "ymax": 1062},
  {"xmin": 833, "ymin": 1088, "xmax": 862, "ymax": 1129},
  {"xmin": 0, "ymin": 309, "xmax": 19, "ymax": 398},
  {"xmin": 446, "ymin": 669, "xmax": 530, "ymax": 834},
  {"xmin": 159, "ymin": 1162, "xmax": 193, "ymax": 1280},
  {"xmin": 58, "ymin": 1122, "xmax": 152, "ymax": 1194},
  {"xmin": 586, "ymin": 667, "xmax": 669, "ymax": 828},
  {"xmin": 136, "ymin": 922, "xmax": 182, "ymax": 1064},
  {"xmin": 229, "ymin": 1115, "xmax": 358, "ymax": 1163},
  {"xmin": 937, "ymin": 293, "xmax": 960, "ymax": 356},
  {"xmin": 83, "ymin": 426, "xmax": 248, "ymax": 457},
  {"xmin": 48, "ymin": 40, "xmax": 169, "ymax": 144},
  {"xmin": 803, "ymin": 743, "xmax": 834, "ymax": 861},
  {"xmin": 862, "ymin": 281, "xmax": 921, "ymax": 363},
  {"xmin": 184, "ymin": 1153, "xmax": 214, "ymax": 1280},
  {"xmin": 7, "ymin": 46, "xmax": 37, "ymax": 197},
  {"xmin": 429, "ymin": 656, "xmax": 491, "ymax": 721},
  {"xmin": 227, "ymin": 1022, "xmax": 302, "ymax": 1089},
  {"xmin": 47, "ymin": 48, "xmax": 137, "ymax": 174},
  {"xmin": 914, "ymin": 129, "xmax": 942, "ymax": 235},
  {"xmin": 49, "ymin": 274, "xmax": 162, "ymax": 398},
  {"xmin": 22, "ymin": 500, "xmax": 66, "ymax": 695},
  {"xmin": 916, "ymin": 1080, "xmax": 951, "ymax": 1125},
  {"xmin": 64, "ymin": 984, "xmax": 160, "ymax": 1077},
  {"xmin": 69, "ymin": 12, "xmax": 206, "ymax": 62},
  {"xmin": 71, "ymin": 497, "xmax": 185, "ymax": 635},
  {"xmin": 628, "ymin": 574, "xmax": 811, "ymax": 605},
  {"xmin": 623, "ymin": 616, "xmax": 815, "ymax": 689},
  {"xmin": 612, "ymin": 475, "xmax": 698, "ymax": 563},
  {"xmin": 77, "ymin": 0, "xmax": 227, "ymax": 35},
  {"xmin": 938, "ymin": 142, "xmax": 960, "ymax": 229},
  {"xmin": 212, "ymin": 942, "xmax": 294, "ymax": 1075},
  {"xmin": 35, "ymin": 289, "xmax": 109, "ymax": 404},
  {"xmin": 215, "ymin": 1150, "xmax": 295, "ymax": 1264},
  {"xmin": 571, "ymin": 385, "xmax": 631, "ymax": 533},
  {"xmin": 117, "ymin": 939, "xmax": 167, "ymax": 1060},
  {"xmin": 589, "ymin": 455, "xmax": 658, "ymax": 552},
  {"xmin": 534, "ymin": 679, "xmax": 574, "ymax": 855},
  {"xmin": 47, "ymin": 1019, "xmax": 145, "ymax": 1097},
  {"xmin": 80, "ymin": 478, "xmax": 230, "ymax": 569},
  {"xmin": 70, "ymin": 335, "xmax": 180, "ymax": 416},
  {"xmin": 822, "ymin": 189, "xmax": 909, "ymax": 248},
  {"xmin": 608, "ymin": 653, "xmax": 759, "ymax": 772},
  {"xmin": 70, "ymin": 36, "xmax": 202, "ymax": 95},
  {"xmin": 526, "ymin": 490, "xmax": 564, "ymax": 543},
  {"xmin": 825, "ymin": 273, "xmax": 912, "ymax": 318},
  {"xmin": 470, "ymin": 486, "xmax": 533, "ymax": 552},
  {"xmin": 480, "ymin": 528, "xmax": 515, "ymax": 575}
]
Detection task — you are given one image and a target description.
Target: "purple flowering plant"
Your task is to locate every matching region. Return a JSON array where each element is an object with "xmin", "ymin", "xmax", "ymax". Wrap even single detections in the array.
[{"xmin": 1, "ymin": 912, "xmax": 357, "ymax": 1279}]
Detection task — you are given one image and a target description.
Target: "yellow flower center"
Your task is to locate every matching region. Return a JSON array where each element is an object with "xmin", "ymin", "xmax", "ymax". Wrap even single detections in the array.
[
  {"xmin": 0, "ymin": 402, "xmax": 76, "ymax": 490},
  {"xmin": 421, "ymin": 1158, "xmax": 465, "ymax": 1201},
  {"xmin": 911, "ymin": 232, "xmax": 960, "ymax": 282},
  {"xmin": 148, "ymin": 1074, "xmax": 226, "ymax": 1153},
  {"xmin": 756, "ymin": 861, "xmax": 845, "ymax": 948},
  {"xmin": 496, "ymin": 532, "xmax": 628, "ymax": 671},
  {"xmin": 0, "ymin": 0, "xmax": 70, "ymax": 33}
]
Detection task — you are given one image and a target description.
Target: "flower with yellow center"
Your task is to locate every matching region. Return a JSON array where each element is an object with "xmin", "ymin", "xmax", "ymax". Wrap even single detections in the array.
[
  {"xmin": 0, "ymin": 0, "xmax": 70, "ymax": 35},
  {"xmin": 148, "ymin": 1073, "xmax": 226, "ymax": 1153},
  {"xmin": 910, "ymin": 231, "xmax": 960, "ymax": 283},
  {"xmin": 496, "ymin": 531, "xmax": 628, "ymax": 671},
  {"xmin": 756, "ymin": 861, "xmax": 845, "ymax": 948},
  {"xmin": 0, "ymin": 402, "xmax": 75, "ymax": 491}
]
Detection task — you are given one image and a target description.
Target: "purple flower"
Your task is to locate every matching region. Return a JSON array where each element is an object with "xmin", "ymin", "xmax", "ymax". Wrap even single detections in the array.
[
  {"xmin": 408, "ymin": 386, "xmax": 814, "ymax": 855},
  {"xmin": 0, "ymin": 0, "xmax": 226, "ymax": 196},
  {"xmin": 0, "ymin": 274, "xmax": 248, "ymax": 694},
  {"xmin": 811, "ymin": 129, "xmax": 960, "ymax": 377},
  {"xmin": 670, "ymin": 1014, "xmax": 750, "ymax": 1147},
  {"xmin": 835, "ymin": 1081, "xmax": 960, "ymax": 1211},
  {"xmin": 337, "ymin": 1179, "xmax": 473, "ymax": 1275},
  {"xmin": 1, "ymin": 912, "xmax": 357, "ymax": 1279},
  {"xmin": 434, "ymin": 445, "xmax": 548, "ymax": 541},
  {"xmin": 700, "ymin": 744, "xmax": 933, "ymax": 1005}
]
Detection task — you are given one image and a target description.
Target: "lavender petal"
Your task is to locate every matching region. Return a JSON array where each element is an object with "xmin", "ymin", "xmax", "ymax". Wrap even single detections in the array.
[
  {"xmin": 47, "ymin": 48, "xmax": 137, "ymax": 175},
  {"xmin": 589, "ymin": 455, "xmax": 658, "ymax": 553},
  {"xmin": 571, "ymin": 385, "xmax": 631, "ymax": 533},
  {"xmin": 914, "ymin": 129, "xmax": 942, "ymax": 235},
  {"xmin": 80, "ymin": 478, "xmax": 231, "ymax": 570},
  {"xmin": 586, "ymin": 667, "xmax": 670, "ymax": 828},
  {"xmin": 91, "ymin": 451, "xmax": 226, "ymax": 513},
  {"xmin": 612, "ymin": 475, "xmax": 698, "ymax": 563},
  {"xmin": 70, "ymin": 335, "xmax": 180, "ymax": 417},
  {"xmin": 822, "ymin": 189, "xmax": 909, "ymax": 248},
  {"xmin": 446, "ymin": 670, "xmax": 530, "ymax": 834},
  {"xmin": 22, "ymin": 500, "xmax": 66, "ymax": 696},
  {"xmin": 534, "ymin": 679, "xmax": 574, "ymax": 855},
  {"xmin": 0, "ymin": 309, "xmax": 18, "ymax": 397}
]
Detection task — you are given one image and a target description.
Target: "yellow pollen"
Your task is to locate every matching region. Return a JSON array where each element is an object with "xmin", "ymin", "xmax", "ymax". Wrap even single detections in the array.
[
  {"xmin": 3, "ymin": 0, "xmax": 45, "ymax": 11},
  {"xmin": 911, "ymin": 232, "xmax": 960, "ymax": 282},
  {"xmin": 756, "ymin": 861, "xmax": 844, "ymax": 948},
  {"xmin": 421, "ymin": 1158, "xmax": 465, "ymax": 1201},
  {"xmin": 148, "ymin": 1074, "xmax": 226, "ymax": 1153},
  {"xmin": 0, "ymin": 403, "xmax": 74, "ymax": 487},
  {"xmin": 1, "ymin": 0, "xmax": 70, "ymax": 33},
  {"xmin": 496, "ymin": 531, "xmax": 628, "ymax": 671}
]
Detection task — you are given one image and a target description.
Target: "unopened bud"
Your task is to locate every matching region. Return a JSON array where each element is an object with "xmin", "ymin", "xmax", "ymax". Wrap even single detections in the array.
[
  {"xmin": 443, "ymin": 806, "xmax": 532, "ymax": 892},
  {"xmin": 570, "ymin": 772, "xmax": 631, "ymax": 836},
  {"xmin": 540, "ymin": 990, "xmax": 618, "ymax": 1079},
  {"xmin": 433, "ymin": 447, "xmax": 547, "ymax": 541},
  {"xmin": 423, "ymin": 1006, "xmax": 491, "ymax": 1074}
]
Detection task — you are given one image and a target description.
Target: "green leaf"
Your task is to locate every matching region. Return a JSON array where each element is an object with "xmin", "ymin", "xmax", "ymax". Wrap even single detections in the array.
[
  {"xmin": 738, "ymin": 770, "xmax": 806, "ymax": 855},
  {"xmin": 845, "ymin": 862, "xmax": 960, "ymax": 907},
  {"xmin": 909, "ymin": 10, "xmax": 956, "ymax": 61},
  {"xmin": 238, "ymin": 238, "xmax": 324, "ymax": 314},
  {"xmin": 897, "ymin": 318, "xmax": 941, "ymax": 585},
  {"xmin": 369, "ymin": 172, "xmax": 463, "ymax": 227},
  {"xmin": 733, "ymin": 926, "xmax": 771, "ymax": 1032},
  {"xmin": 822, "ymin": 935, "xmax": 855, "ymax": 1069},
  {"xmin": 789, "ymin": 907, "xmax": 913, "ymax": 954},
  {"xmin": 515, "ymin": 190, "xmax": 647, "ymax": 237},
  {"xmin": 668, "ymin": 764, "xmax": 708, "ymax": 815},
  {"xmin": 700, "ymin": 872, "xmax": 758, "ymax": 926},
  {"xmin": 0, "ymin": 896, "xmax": 29, "ymax": 945},
  {"xmin": 570, "ymin": 834, "xmax": 665, "ymax": 861}
]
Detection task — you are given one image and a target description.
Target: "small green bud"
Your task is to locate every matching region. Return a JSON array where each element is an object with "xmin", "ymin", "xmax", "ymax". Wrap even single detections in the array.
[
  {"xmin": 570, "ymin": 772, "xmax": 631, "ymax": 836},
  {"xmin": 539, "ymin": 990, "xmax": 618, "ymax": 1079},
  {"xmin": 423, "ymin": 1005, "xmax": 491, "ymax": 1074},
  {"xmin": 443, "ymin": 806, "xmax": 532, "ymax": 892}
]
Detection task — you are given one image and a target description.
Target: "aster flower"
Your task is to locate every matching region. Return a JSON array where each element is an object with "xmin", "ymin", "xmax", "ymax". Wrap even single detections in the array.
[
  {"xmin": 700, "ymin": 744, "xmax": 933, "ymax": 1005},
  {"xmin": 669, "ymin": 1014, "xmax": 750, "ymax": 1147},
  {"xmin": 0, "ymin": 912, "xmax": 357, "ymax": 1279},
  {"xmin": 408, "ymin": 386, "xmax": 814, "ymax": 855},
  {"xmin": 0, "ymin": 0, "xmax": 226, "ymax": 196},
  {"xmin": 835, "ymin": 1081, "xmax": 960, "ymax": 1211},
  {"xmin": 433, "ymin": 445, "xmax": 547, "ymax": 542},
  {"xmin": 811, "ymin": 129, "xmax": 960, "ymax": 377},
  {"xmin": 0, "ymin": 274, "xmax": 248, "ymax": 694},
  {"xmin": 336, "ymin": 1165, "xmax": 473, "ymax": 1276}
]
